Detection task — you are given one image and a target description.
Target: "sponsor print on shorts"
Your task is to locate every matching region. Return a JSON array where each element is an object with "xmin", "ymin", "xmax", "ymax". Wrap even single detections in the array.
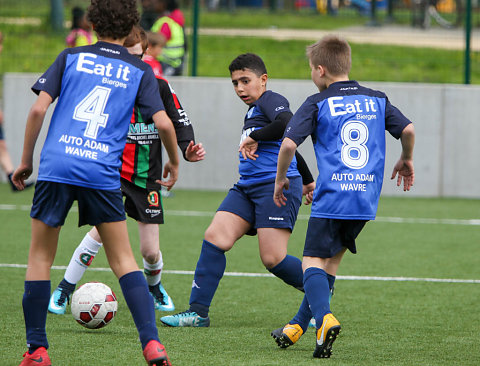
[{"xmin": 146, "ymin": 190, "xmax": 162, "ymax": 218}]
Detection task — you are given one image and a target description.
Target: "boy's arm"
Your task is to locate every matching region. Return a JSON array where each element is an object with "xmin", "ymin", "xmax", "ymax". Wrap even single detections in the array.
[
  {"xmin": 152, "ymin": 110, "xmax": 180, "ymax": 191},
  {"xmin": 274, "ymin": 137, "xmax": 298, "ymax": 207},
  {"xmin": 239, "ymin": 111, "xmax": 292, "ymax": 160},
  {"xmin": 12, "ymin": 91, "xmax": 52, "ymax": 190},
  {"xmin": 158, "ymin": 78, "xmax": 205, "ymax": 162},
  {"xmin": 391, "ymin": 123, "xmax": 415, "ymax": 191}
]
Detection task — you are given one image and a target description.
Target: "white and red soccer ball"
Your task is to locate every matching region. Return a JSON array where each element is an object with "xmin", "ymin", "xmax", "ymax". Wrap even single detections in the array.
[{"xmin": 71, "ymin": 282, "xmax": 118, "ymax": 329}]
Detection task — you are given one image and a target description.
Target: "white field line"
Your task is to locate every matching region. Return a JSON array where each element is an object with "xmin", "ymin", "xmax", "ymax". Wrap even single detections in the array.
[
  {"xmin": 1, "ymin": 204, "xmax": 479, "ymax": 226},
  {"xmin": 1, "ymin": 263, "xmax": 479, "ymax": 284}
]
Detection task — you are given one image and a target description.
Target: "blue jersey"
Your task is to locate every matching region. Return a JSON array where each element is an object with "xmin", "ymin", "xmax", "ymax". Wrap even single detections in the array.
[
  {"xmin": 285, "ymin": 80, "xmax": 411, "ymax": 220},
  {"xmin": 32, "ymin": 41, "xmax": 164, "ymax": 190},
  {"xmin": 238, "ymin": 90, "xmax": 300, "ymax": 186}
]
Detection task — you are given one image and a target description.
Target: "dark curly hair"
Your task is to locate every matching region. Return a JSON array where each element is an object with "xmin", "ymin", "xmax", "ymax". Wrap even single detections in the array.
[
  {"xmin": 87, "ymin": 0, "xmax": 139, "ymax": 40},
  {"xmin": 228, "ymin": 53, "xmax": 267, "ymax": 76}
]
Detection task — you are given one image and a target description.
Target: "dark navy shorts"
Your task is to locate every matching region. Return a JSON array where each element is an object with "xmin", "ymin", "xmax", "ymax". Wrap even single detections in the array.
[
  {"xmin": 0, "ymin": 125, "xmax": 4, "ymax": 140},
  {"xmin": 121, "ymin": 178, "xmax": 164, "ymax": 224},
  {"xmin": 30, "ymin": 181, "xmax": 126, "ymax": 228},
  {"xmin": 303, "ymin": 217, "xmax": 368, "ymax": 258},
  {"xmin": 217, "ymin": 176, "xmax": 302, "ymax": 236}
]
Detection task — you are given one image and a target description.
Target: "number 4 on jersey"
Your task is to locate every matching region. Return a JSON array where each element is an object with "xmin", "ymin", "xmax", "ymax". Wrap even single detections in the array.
[{"xmin": 73, "ymin": 86, "xmax": 111, "ymax": 139}]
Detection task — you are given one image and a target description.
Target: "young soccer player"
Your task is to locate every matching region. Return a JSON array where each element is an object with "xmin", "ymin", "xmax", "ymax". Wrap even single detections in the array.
[
  {"xmin": 13, "ymin": 1, "xmax": 179, "ymax": 365},
  {"xmin": 160, "ymin": 53, "xmax": 315, "ymax": 328},
  {"xmin": 48, "ymin": 25, "xmax": 205, "ymax": 317},
  {"xmin": 143, "ymin": 31, "xmax": 166, "ymax": 78},
  {"xmin": 271, "ymin": 35, "xmax": 415, "ymax": 358}
]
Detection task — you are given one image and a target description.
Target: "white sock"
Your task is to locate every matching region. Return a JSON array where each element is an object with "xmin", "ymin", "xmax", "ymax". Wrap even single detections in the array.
[
  {"xmin": 64, "ymin": 233, "xmax": 103, "ymax": 285},
  {"xmin": 143, "ymin": 251, "xmax": 163, "ymax": 286}
]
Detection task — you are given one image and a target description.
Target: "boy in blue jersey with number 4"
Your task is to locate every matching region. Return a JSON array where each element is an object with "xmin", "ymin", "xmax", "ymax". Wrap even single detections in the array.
[
  {"xmin": 12, "ymin": 1, "xmax": 178, "ymax": 365},
  {"xmin": 160, "ymin": 53, "xmax": 315, "ymax": 328},
  {"xmin": 271, "ymin": 35, "xmax": 415, "ymax": 358}
]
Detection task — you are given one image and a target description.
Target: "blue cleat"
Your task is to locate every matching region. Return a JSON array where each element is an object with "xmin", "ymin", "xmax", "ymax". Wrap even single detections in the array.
[
  {"xmin": 48, "ymin": 287, "xmax": 70, "ymax": 315},
  {"xmin": 160, "ymin": 310, "xmax": 210, "ymax": 327},
  {"xmin": 150, "ymin": 283, "xmax": 175, "ymax": 312}
]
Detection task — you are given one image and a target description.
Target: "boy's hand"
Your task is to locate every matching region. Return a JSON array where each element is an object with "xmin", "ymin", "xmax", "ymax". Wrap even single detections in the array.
[
  {"xmin": 239, "ymin": 136, "xmax": 259, "ymax": 160},
  {"xmin": 391, "ymin": 158, "xmax": 414, "ymax": 191},
  {"xmin": 302, "ymin": 181, "xmax": 315, "ymax": 205},
  {"xmin": 273, "ymin": 177, "xmax": 289, "ymax": 207},
  {"xmin": 156, "ymin": 161, "xmax": 178, "ymax": 191},
  {"xmin": 12, "ymin": 164, "xmax": 33, "ymax": 190},
  {"xmin": 185, "ymin": 141, "xmax": 206, "ymax": 162}
]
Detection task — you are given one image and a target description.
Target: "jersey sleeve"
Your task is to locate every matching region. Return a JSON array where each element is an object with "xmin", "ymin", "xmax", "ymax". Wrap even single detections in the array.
[
  {"xmin": 259, "ymin": 92, "xmax": 291, "ymax": 122},
  {"xmin": 157, "ymin": 78, "xmax": 195, "ymax": 158},
  {"xmin": 135, "ymin": 67, "xmax": 165, "ymax": 122},
  {"xmin": 284, "ymin": 97, "xmax": 318, "ymax": 146},
  {"xmin": 31, "ymin": 49, "xmax": 69, "ymax": 100},
  {"xmin": 385, "ymin": 97, "xmax": 412, "ymax": 139}
]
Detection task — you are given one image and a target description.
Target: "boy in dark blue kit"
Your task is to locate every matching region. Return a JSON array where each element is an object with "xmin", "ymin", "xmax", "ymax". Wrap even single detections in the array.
[
  {"xmin": 272, "ymin": 35, "xmax": 415, "ymax": 358},
  {"xmin": 12, "ymin": 1, "xmax": 178, "ymax": 365},
  {"xmin": 160, "ymin": 53, "xmax": 315, "ymax": 327}
]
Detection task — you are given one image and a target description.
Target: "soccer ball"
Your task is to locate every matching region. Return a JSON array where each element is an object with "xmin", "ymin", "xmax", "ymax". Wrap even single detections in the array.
[{"xmin": 71, "ymin": 282, "xmax": 118, "ymax": 329}]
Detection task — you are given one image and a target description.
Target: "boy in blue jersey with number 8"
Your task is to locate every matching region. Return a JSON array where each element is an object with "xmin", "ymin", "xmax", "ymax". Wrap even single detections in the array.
[
  {"xmin": 12, "ymin": 1, "xmax": 177, "ymax": 365},
  {"xmin": 272, "ymin": 35, "xmax": 415, "ymax": 359}
]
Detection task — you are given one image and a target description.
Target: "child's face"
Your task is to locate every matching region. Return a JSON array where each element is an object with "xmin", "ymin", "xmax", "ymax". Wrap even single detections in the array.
[
  {"xmin": 147, "ymin": 44, "xmax": 163, "ymax": 58},
  {"xmin": 126, "ymin": 42, "xmax": 144, "ymax": 59},
  {"xmin": 310, "ymin": 60, "xmax": 327, "ymax": 91},
  {"xmin": 231, "ymin": 68, "xmax": 267, "ymax": 105}
]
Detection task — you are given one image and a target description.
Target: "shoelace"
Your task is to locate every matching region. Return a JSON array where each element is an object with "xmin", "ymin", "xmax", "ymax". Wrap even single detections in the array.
[
  {"xmin": 151, "ymin": 287, "xmax": 168, "ymax": 305},
  {"xmin": 56, "ymin": 290, "xmax": 69, "ymax": 306}
]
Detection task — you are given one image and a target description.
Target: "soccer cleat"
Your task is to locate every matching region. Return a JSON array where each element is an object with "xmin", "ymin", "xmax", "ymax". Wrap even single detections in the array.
[
  {"xmin": 143, "ymin": 340, "xmax": 171, "ymax": 366},
  {"xmin": 48, "ymin": 287, "xmax": 71, "ymax": 314},
  {"xmin": 150, "ymin": 283, "xmax": 175, "ymax": 312},
  {"xmin": 160, "ymin": 310, "xmax": 210, "ymax": 327},
  {"xmin": 271, "ymin": 323, "xmax": 304, "ymax": 348},
  {"xmin": 313, "ymin": 313, "xmax": 341, "ymax": 358},
  {"xmin": 19, "ymin": 347, "xmax": 51, "ymax": 366}
]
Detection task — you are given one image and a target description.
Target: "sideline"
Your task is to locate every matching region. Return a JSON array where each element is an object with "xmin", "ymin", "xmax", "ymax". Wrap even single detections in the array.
[
  {"xmin": 1, "ymin": 204, "xmax": 479, "ymax": 226},
  {"xmin": 1, "ymin": 263, "xmax": 479, "ymax": 284}
]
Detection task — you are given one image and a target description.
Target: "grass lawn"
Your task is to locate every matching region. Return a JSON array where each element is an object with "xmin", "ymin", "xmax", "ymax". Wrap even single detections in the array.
[{"xmin": 1, "ymin": 184, "xmax": 479, "ymax": 365}]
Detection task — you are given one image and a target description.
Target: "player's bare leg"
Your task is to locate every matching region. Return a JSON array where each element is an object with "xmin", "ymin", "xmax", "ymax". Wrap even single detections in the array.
[
  {"xmin": 138, "ymin": 222, "xmax": 174, "ymax": 311},
  {"xmin": 26, "ymin": 219, "xmax": 60, "ymax": 280},
  {"xmin": 96, "ymin": 221, "xmax": 139, "ymax": 278},
  {"xmin": 21, "ymin": 219, "xmax": 60, "ymax": 365},
  {"xmin": 98, "ymin": 221, "xmax": 169, "ymax": 364}
]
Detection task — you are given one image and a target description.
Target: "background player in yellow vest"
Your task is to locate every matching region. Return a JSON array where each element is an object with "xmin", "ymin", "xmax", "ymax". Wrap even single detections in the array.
[{"xmin": 150, "ymin": 0, "xmax": 186, "ymax": 76}]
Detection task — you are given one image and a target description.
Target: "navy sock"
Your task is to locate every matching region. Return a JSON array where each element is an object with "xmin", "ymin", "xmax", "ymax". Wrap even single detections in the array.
[
  {"xmin": 327, "ymin": 273, "xmax": 336, "ymax": 303},
  {"xmin": 58, "ymin": 278, "xmax": 76, "ymax": 296},
  {"xmin": 189, "ymin": 239, "xmax": 226, "ymax": 317},
  {"xmin": 119, "ymin": 271, "xmax": 159, "ymax": 349},
  {"xmin": 290, "ymin": 295, "xmax": 312, "ymax": 332},
  {"xmin": 267, "ymin": 255, "xmax": 304, "ymax": 291},
  {"xmin": 303, "ymin": 267, "xmax": 331, "ymax": 327},
  {"xmin": 23, "ymin": 281, "xmax": 50, "ymax": 352}
]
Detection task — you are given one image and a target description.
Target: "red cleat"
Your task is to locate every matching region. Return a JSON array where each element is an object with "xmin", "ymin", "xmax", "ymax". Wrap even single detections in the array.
[
  {"xmin": 143, "ymin": 340, "xmax": 172, "ymax": 366},
  {"xmin": 19, "ymin": 347, "xmax": 51, "ymax": 366}
]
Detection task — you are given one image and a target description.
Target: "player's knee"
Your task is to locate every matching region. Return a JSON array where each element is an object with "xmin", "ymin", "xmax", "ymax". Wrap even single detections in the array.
[
  {"xmin": 261, "ymin": 254, "xmax": 281, "ymax": 269},
  {"xmin": 204, "ymin": 227, "xmax": 233, "ymax": 251},
  {"xmin": 141, "ymin": 249, "xmax": 159, "ymax": 263}
]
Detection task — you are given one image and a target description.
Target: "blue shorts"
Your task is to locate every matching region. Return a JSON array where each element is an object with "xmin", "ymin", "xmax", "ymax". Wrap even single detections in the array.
[
  {"xmin": 303, "ymin": 217, "xmax": 368, "ymax": 258},
  {"xmin": 0, "ymin": 125, "xmax": 4, "ymax": 140},
  {"xmin": 30, "ymin": 181, "xmax": 126, "ymax": 228},
  {"xmin": 217, "ymin": 177, "xmax": 302, "ymax": 236}
]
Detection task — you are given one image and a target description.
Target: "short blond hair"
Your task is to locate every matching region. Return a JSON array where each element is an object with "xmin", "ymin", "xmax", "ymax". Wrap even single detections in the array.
[
  {"xmin": 147, "ymin": 31, "xmax": 166, "ymax": 48},
  {"xmin": 307, "ymin": 35, "xmax": 351, "ymax": 76}
]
